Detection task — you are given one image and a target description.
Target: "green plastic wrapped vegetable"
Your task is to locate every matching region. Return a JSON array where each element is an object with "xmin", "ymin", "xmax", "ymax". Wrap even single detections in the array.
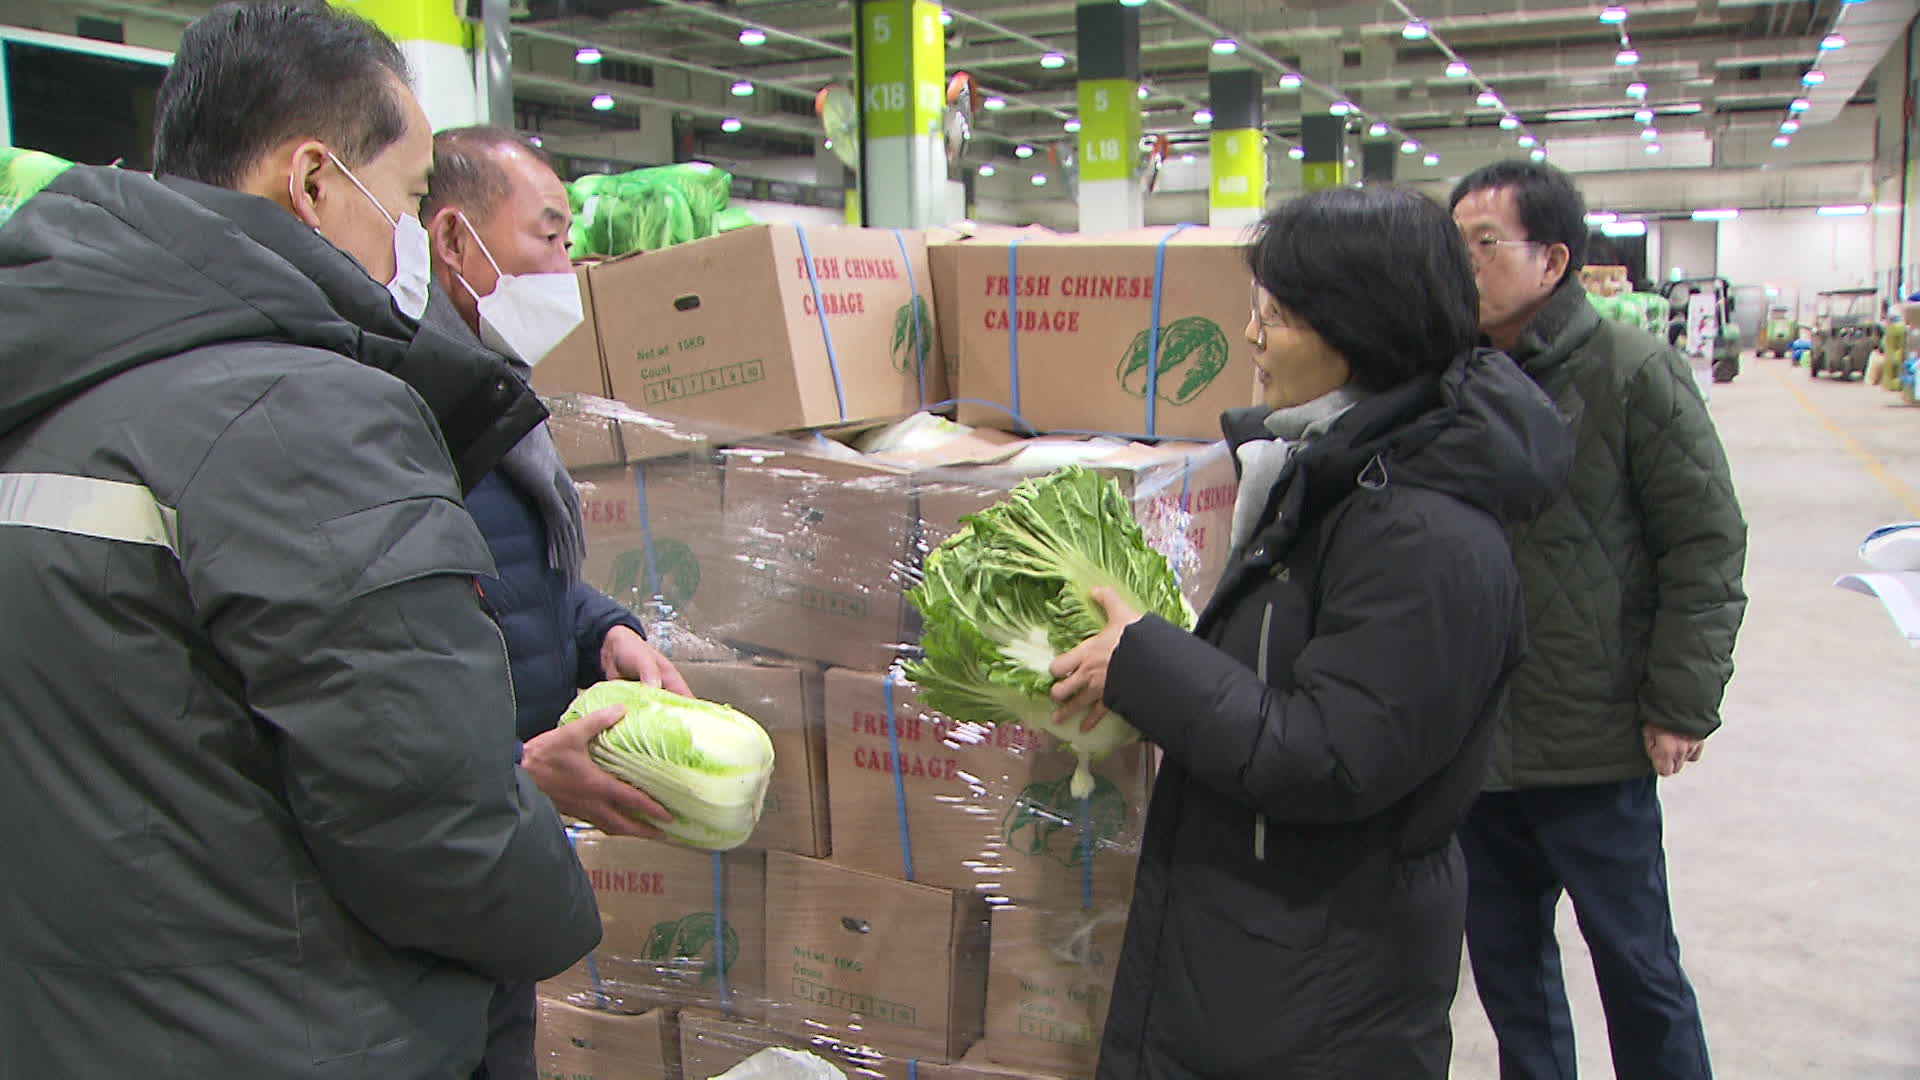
[{"xmin": 567, "ymin": 162, "xmax": 737, "ymax": 258}]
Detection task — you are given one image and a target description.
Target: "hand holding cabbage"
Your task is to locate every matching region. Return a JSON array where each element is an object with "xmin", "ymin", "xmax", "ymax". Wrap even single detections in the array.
[
  {"xmin": 557, "ymin": 682, "xmax": 776, "ymax": 851},
  {"xmin": 904, "ymin": 466, "xmax": 1194, "ymax": 798}
]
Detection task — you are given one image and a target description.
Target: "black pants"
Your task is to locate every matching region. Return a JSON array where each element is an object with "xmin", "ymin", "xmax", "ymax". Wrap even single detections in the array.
[
  {"xmin": 472, "ymin": 978, "xmax": 537, "ymax": 1080},
  {"xmin": 1460, "ymin": 778, "xmax": 1711, "ymax": 1080}
]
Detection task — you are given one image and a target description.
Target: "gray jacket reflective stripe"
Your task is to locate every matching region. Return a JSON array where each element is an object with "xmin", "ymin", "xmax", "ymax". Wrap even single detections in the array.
[{"xmin": 0, "ymin": 472, "xmax": 179, "ymax": 552}]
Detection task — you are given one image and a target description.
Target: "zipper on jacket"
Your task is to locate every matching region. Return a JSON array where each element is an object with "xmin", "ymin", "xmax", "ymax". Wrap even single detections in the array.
[{"xmin": 1253, "ymin": 601, "xmax": 1273, "ymax": 862}]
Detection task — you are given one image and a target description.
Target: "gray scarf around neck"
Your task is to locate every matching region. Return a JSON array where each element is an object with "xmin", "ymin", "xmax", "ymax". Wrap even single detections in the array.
[
  {"xmin": 422, "ymin": 287, "xmax": 586, "ymax": 580},
  {"xmin": 1229, "ymin": 385, "xmax": 1371, "ymax": 552}
]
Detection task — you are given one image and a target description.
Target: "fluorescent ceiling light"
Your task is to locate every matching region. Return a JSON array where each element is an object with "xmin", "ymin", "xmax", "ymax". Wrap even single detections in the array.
[
  {"xmin": 1369, "ymin": 122, "xmax": 1390, "ymax": 136},
  {"xmin": 1211, "ymin": 38, "xmax": 1239, "ymax": 55},
  {"xmin": 1195, "ymin": 108, "xmax": 1215, "ymax": 124},
  {"xmin": 1423, "ymin": 152, "xmax": 1441, "ymax": 165},
  {"xmin": 1117, "ymin": 0, "xmax": 1147, "ymax": 6},
  {"xmin": 1790, "ymin": 98, "xmax": 1811, "ymax": 112},
  {"xmin": 1031, "ymin": 173, "xmax": 1049, "ymax": 186},
  {"xmin": 1180, "ymin": 153, "xmax": 1196, "ymax": 163},
  {"xmin": 1585, "ymin": 212, "xmax": 1617, "ymax": 224},
  {"xmin": 940, "ymin": 10, "xmax": 954, "ymax": 25},
  {"xmin": 1138, "ymin": 85, "xmax": 1151, "ymax": 99},
  {"xmin": 1602, "ymin": 220, "xmax": 1648, "ymax": 237},
  {"xmin": 1401, "ymin": 139, "xmax": 1420, "ymax": 153},
  {"xmin": 737, "ymin": 27, "xmax": 766, "ymax": 45},
  {"xmin": 1644, "ymin": 142, "xmax": 1661, "ymax": 154},
  {"xmin": 1403, "ymin": 20, "xmax": 1430, "ymax": 39},
  {"xmin": 1634, "ymin": 109, "xmax": 1654, "ymax": 124},
  {"xmin": 528, "ymin": 136, "xmax": 543, "ymax": 147},
  {"xmin": 1626, "ymin": 81, "xmax": 1648, "ymax": 98},
  {"xmin": 978, "ymin": 163, "xmax": 996, "ymax": 176},
  {"xmin": 720, "ymin": 117, "xmax": 743, "ymax": 132},
  {"xmin": 1446, "ymin": 61, "xmax": 1471, "ymax": 78},
  {"xmin": 1693, "ymin": 209, "xmax": 1739, "ymax": 221},
  {"xmin": 1547, "ymin": 107, "xmax": 1626, "ymax": 121},
  {"xmin": 1665, "ymin": 102, "xmax": 1704, "ymax": 114},
  {"xmin": 1600, "ymin": 6, "xmax": 1629, "ymax": 23},
  {"xmin": 1289, "ymin": 146, "xmax": 1307, "ymax": 160},
  {"xmin": 1477, "ymin": 90, "xmax": 1501, "ymax": 107},
  {"xmin": 1802, "ymin": 70, "xmax": 1826, "ymax": 86},
  {"xmin": 1014, "ymin": 144, "xmax": 1034, "ymax": 158},
  {"xmin": 1330, "ymin": 101, "xmax": 1353, "ymax": 116},
  {"xmin": 1821, "ymin": 34, "xmax": 1846, "ymax": 49},
  {"xmin": 1772, "ymin": 135, "xmax": 1791, "ymax": 147},
  {"xmin": 1518, "ymin": 134, "xmax": 1538, "ymax": 147},
  {"xmin": 590, "ymin": 93, "xmax": 615, "ymax": 110},
  {"xmin": 730, "ymin": 80, "xmax": 754, "ymax": 96},
  {"xmin": 1616, "ymin": 48, "xmax": 1640, "ymax": 65},
  {"xmin": 1040, "ymin": 52, "xmax": 1067, "ymax": 69},
  {"xmin": 1780, "ymin": 120, "xmax": 1800, "ymax": 133},
  {"xmin": 1500, "ymin": 115, "xmax": 1521, "ymax": 129},
  {"xmin": 823, "ymin": 139, "xmax": 833, "ymax": 149},
  {"xmin": 1279, "ymin": 73, "xmax": 1303, "ymax": 90},
  {"xmin": 574, "ymin": 47, "xmax": 603, "ymax": 64},
  {"xmin": 983, "ymin": 96, "xmax": 1007, "ymax": 110},
  {"xmin": 1640, "ymin": 127, "xmax": 1659, "ymax": 140},
  {"xmin": 1530, "ymin": 148, "xmax": 1548, "ymax": 161},
  {"xmin": 1064, "ymin": 118, "xmax": 1081, "ymax": 132},
  {"xmin": 1817, "ymin": 204, "xmax": 1868, "ymax": 215}
]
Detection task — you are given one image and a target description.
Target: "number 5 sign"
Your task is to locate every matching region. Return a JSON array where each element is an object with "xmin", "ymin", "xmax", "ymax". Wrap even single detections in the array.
[
  {"xmin": 859, "ymin": 0, "xmax": 945, "ymax": 139},
  {"xmin": 1077, "ymin": 79, "xmax": 1141, "ymax": 183}
]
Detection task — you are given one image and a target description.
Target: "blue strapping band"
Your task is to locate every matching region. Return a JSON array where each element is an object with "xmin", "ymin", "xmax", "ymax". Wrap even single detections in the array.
[
  {"xmin": 634, "ymin": 464, "xmax": 660, "ymax": 602},
  {"xmin": 565, "ymin": 829, "xmax": 612, "ymax": 1009},
  {"xmin": 712, "ymin": 851, "xmax": 731, "ymax": 1013},
  {"xmin": 1143, "ymin": 224, "xmax": 1194, "ymax": 438},
  {"xmin": 882, "ymin": 676, "xmax": 916, "ymax": 881},
  {"xmin": 1006, "ymin": 238, "xmax": 1026, "ymax": 424},
  {"xmin": 894, "ymin": 229, "xmax": 928, "ymax": 406},
  {"xmin": 794, "ymin": 224, "xmax": 848, "ymax": 421},
  {"xmin": 1079, "ymin": 794, "xmax": 1094, "ymax": 910},
  {"xmin": 908, "ymin": 1061, "xmax": 919, "ymax": 1080}
]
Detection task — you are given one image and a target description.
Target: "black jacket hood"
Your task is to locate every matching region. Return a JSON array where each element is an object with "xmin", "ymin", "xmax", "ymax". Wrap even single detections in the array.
[
  {"xmin": 1224, "ymin": 347, "xmax": 1573, "ymax": 527},
  {"xmin": 0, "ymin": 165, "xmax": 543, "ymax": 490}
]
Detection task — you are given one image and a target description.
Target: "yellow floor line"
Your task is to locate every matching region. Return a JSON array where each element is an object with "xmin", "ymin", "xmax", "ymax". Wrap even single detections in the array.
[{"xmin": 1766, "ymin": 362, "xmax": 1920, "ymax": 518}]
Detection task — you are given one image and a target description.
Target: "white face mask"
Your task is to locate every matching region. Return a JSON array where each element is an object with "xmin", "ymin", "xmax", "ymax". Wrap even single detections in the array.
[
  {"xmin": 316, "ymin": 151, "xmax": 432, "ymax": 320},
  {"xmin": 453, "ymin": 212, "xmax": 585, "ymax": 366}
]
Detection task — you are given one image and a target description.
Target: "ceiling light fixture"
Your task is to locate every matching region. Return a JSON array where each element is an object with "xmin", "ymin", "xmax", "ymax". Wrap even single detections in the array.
[
  {"xmin": 1790, "ymin": 98, "xmax": 1811, "ymax": 112},
  {"xmin": 1780, "ymin": 119, "xmax": 1800, "ymax": 133},
  {"xmin": 978, "ymin": 163, "xmax": 996, "ymax": 176},
  {"xmin": 1518, "ymin": 134, "xmax": 1538, "ymax": 147},
  {"xmin": 1401, "ymin": 139, "xmax": 1420, "ymax": 153},
  {"xmin": 1772, "ymin": 135, "xmax": 1791, "ymax": 147},
  {"xmin": 1626, "ymin": 81, "xmax": 1648, "ymax": 98},
  {"xmin": 1634, "ymin": 108, "xmax": 1654, "ymax": 124},
  {"xmin": 1330, "ymin": 101, "xmax": 1353, "ymax": 116},
  {"xmin": 1478, "ymin": 90, "xmax": 1501, "ymax": 107},
  {"xmin": 1279, "ymin": 73, "xmax": 1303, "ymax": 90},
  {"xmin": 1117, "ymin": 0, "xmax": 1147, "ymax": 7},
  {"xmin": 1666, "ymin": 102, "xmax": 1704, "ymax": 114},
  {"xmin": 1640, "ymin": 126, "xmax": 1659, "ymax": 140},
  {"xmin": 1181, "ymin": 152, "xmax": 1196, "ymax": 163},
  {"xmin": 1817, "ymin": 204, "xmax": 1869, "ymax": 215},
  {"xmin": 1616, "ymin": 47, "xmax": 1640, "ymax": 65},
  {"xmin": 1195, "ymin": 108, "xmax": 1215, "ymax": 124},
  {"xmin": 1014, "ymin": 144, "xmax": 1034, "ymax": 158},
  {"xmin": 1064, "ymin": 118, "xmax": 1081, "ymax": 132},
  {"xmin": 1211, "ymin": 38, "xmax": 1239, "ymax": 55},
  {"xmin": 1138, "ymin": 85, "xmax": 1151, "ymax": 99},
  {"xmin": 1692, "ymin": 208, "xmax": 1739, "ymax": 220},
  {"xmin": 1547, "ymin": 107, "xmax": 1626, "ymax": 121},
  {"xmin": 1531, "ymin": 147, "xmax": 1548, "ymax": 161},
  {"xmin": 1040, "ymin": 52, "xmax": 1067, "ymax": 69},
  {"xmin": 1644, "ymin": 142, "xmax": 1661, "ymax": 154},
  {"xmin": 1403, "ymin": 19, "xmax": 1430, "ymax": 39},
  {"xmin": 1500, "ymin": 115, "xmax": 1521, "ymax": 129},
  {"xmin": 528, "ymin": 135, "xmax": 543, "ymax": 147},
  {"xmin": 1289, "ymin": 146, "xmax": 1307, "ymax": 160},
  {"xmin": 983, "ymin": 96, "xmax": 1007, "ymax": 110},
  {"xmin": 590, "ymin": 93, "xmax": 615, "ymax": 110},
  {"xmin": 1821, "ymin": 34, "xmax": 1846, "ymax": 49},
  {"xmin": 1031, "ymin": 173, "xmax": 1049, "ymax": 186},
  {"xmin": 721, "ymin": 117, "xmax": 743, "ymax": 132},
  {"xmin": 1602, "ymin": 219, "xmax": 1648, "ymax": 237},
  {"xmin": 1599, "ymin": 6, "xmax": 1629, "ymax": 24},
  {"xmin": 1802, "ymin": 70, "xmax": 1826, "ymax": 85},
  {"xmin": 730, "ymin": 80, "xmax": 754, "ymax": 96},
  {"xmin": 737, "ymin": 27, "xmax": 767, "ymax": 45},
  {"xmin": 1370, "ymin": 121, "xmax": 1390, "ymax": 136},
  {"xmin": 1446, "ymin": 61, "xmax": 1471, "ymax": 77},
  {"xmin": 574, "ymin": 47, "xmax": 603, "ymax": 64},
  {"xmin": 1423, "ymin": 152, "xmax": 1440, "ymax": 165},
  {"xmin": 1585, "ymin": 211, "xmax": 1618, "ymax": 224},
  {"xmin": 940, "ymin": 10, "xmax": 954, "ymax": 25}
]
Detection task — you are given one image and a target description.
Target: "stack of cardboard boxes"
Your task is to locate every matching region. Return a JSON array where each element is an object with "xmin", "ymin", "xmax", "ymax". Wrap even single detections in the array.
[{"xmin": 523, "ymin": 220, "xmax": 1257, "ymax": 1080}]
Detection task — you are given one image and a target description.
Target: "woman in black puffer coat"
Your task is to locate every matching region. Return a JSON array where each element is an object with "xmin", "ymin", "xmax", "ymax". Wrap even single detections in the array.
[{"xmin": 1050, "ymin": 186, "xmax": 1574, "ymax": 1079}]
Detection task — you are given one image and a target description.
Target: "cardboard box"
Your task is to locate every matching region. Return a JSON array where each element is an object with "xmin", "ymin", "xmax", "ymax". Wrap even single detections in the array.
[
  {"xmin": 946, "ymin": 228, "xmax": 1258, "ymax": 440},
  {"xmin": 534, "ymin": 999, "xmax": 678, "ymax": 1080},
  {"xmin": 928, "ymin": 224, "xmax": 1053, "ymax": 390},
  {"xmin": 549, "ymin": 834, "xmax": 767, "ymax": 1018},
  {"xmin": 677, "ymin": 1011, "xmax": 1067, "ymax": 1080},
  {"xmin": 914, "ymin": 437, "xmax": 1238, "ymax": 616},
  {"xmin": 576, "ymin": 453, "xmax": 724, "ymax": 630},
  {"xmin": 532, "ymin": 267, "xmax": 607, "ymax": 399},
  {"xmin": 821, "ymin": 670, "xmax": 1147, "ymax": 911},
  {"xmin": 590, "ymin": 225, "xmax": 943, "ymax": 436},
  {"xmin": 980, "ymin": 905, "xmax": 1127, "ymax": 1077},
  {"xmin": 937, "ymin": 1045, "xmax": 1071, "ymax": 1080},
  {"xmin": 764, "ymin": 853, "xmax": 990, "ymax": 1063},
  {"xmin": 679, "ymin": 661, "xmax": 830, "ymax": 858}
]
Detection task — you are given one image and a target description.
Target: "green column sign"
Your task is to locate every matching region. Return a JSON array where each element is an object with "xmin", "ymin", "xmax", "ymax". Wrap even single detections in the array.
[
  {"xmin": 859, "ymin": 0, "xmax": 945, "ymax": 139},
  {"xmin": 1302, "ymin": 161, "xmax": 1345, "ymax": 190},
  {"xmin": 1077, "ymin": 78, "xmax": 1140, "ymax": 183},
  {"xmin": 1209, "ymin": 128, "xmax": 1264, "ymax": 210}
]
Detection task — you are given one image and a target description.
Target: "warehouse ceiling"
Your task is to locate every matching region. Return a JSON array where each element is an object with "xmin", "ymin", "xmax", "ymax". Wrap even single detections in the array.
[{"xmin": 26, "ymin": 0, "xmax": 1914, "ymax": 176}]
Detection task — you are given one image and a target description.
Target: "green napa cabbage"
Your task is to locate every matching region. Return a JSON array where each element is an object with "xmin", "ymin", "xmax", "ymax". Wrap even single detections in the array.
[
  {"xmin": 559, "ymin": 681, "xmax": 776, "ymax": 851},
  {"xmin": 904, "ymin": 466, "xmax": 1195, "ymax": 798}
]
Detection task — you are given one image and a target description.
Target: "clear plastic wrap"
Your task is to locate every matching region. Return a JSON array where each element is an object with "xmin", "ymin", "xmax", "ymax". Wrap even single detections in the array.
[{"xmin": 533, "ymin": 397, "xmax": 1238, "ymax": 1080}]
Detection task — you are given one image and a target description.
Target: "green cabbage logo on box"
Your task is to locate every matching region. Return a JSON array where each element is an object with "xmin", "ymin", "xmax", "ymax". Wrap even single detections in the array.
[
  {"xmin": 1003, "ymin": 772, "xmax": 1127, "ymax": 867},
  {"xmin": 608, "ymin": 538, "xmax": 701, "ymax": 613},
  {"xmin": 893, "ymin": 296, "xmax": 949, "ymax": 376},
  {"xmin": 1117, "ymin": 316, "xmax": 1229, "ymax": 404},
  {"xmin": 641, "ymin": 911, "xmax": 739, "ymax": 983}
]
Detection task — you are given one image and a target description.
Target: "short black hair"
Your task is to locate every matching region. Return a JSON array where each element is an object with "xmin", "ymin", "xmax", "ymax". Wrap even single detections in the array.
[
  {"xmin": 422, "ymin": 126, "xmax": 556, "ymax": 224},
  {"xmin": 1246, "ymin": 186, "xmax": 1480, "ymax": 392},
  {"xmin": 1449, "ymin": 159, "xmax": 1590, "ymax": 282},
  {"xmin": 153, "ymin": 0, "xmax": 411, "ymax": 187}
]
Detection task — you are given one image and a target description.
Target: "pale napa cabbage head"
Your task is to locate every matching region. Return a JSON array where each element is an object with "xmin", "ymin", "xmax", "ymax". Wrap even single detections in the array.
[{"xmin": 559, "ymin": 681, "xmax": 776, "ymax": 851}]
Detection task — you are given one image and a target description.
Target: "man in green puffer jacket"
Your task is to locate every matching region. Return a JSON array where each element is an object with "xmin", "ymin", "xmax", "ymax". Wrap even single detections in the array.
[{"xmin": 1450, "ymin": 161, "xmax": 1747, "ymax": 1080}]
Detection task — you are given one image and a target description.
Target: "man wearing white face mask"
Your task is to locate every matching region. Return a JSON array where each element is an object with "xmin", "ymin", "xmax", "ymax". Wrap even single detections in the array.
[
  {"xmin": 0, "ymin": 3, "xmax": 602, "ymax": 1077},
  {"xmin": 420, "ymin": 127, "xmax": 690, "ymax": 1080}
]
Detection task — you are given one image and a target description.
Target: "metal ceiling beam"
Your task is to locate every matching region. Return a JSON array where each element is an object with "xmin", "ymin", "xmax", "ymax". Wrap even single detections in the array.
[
  {"xmin": 1801, "ymin": 0, "xmax": 1919, "ymax": 126},
  {"xmin": 513, "ymin": 71, "xmax": 822, "ymax": 135}
]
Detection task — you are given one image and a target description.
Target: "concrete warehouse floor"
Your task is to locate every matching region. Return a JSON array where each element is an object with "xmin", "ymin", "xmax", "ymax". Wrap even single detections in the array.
[{"xmin": 1446, "ymin": 353, "xmax": 1920, "ymax": 1078}]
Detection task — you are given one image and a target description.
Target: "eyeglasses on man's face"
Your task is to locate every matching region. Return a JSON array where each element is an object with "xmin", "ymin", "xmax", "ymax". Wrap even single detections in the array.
[{"xmin": 1462, "ymin": 233, "xmax": 1547, "ymax": 264}]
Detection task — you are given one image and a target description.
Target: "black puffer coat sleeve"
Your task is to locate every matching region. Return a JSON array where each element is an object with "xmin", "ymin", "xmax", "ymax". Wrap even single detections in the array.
[{"xmin": 1105, "ymin": 488, "xmax": 1522, "ymax": 825}]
